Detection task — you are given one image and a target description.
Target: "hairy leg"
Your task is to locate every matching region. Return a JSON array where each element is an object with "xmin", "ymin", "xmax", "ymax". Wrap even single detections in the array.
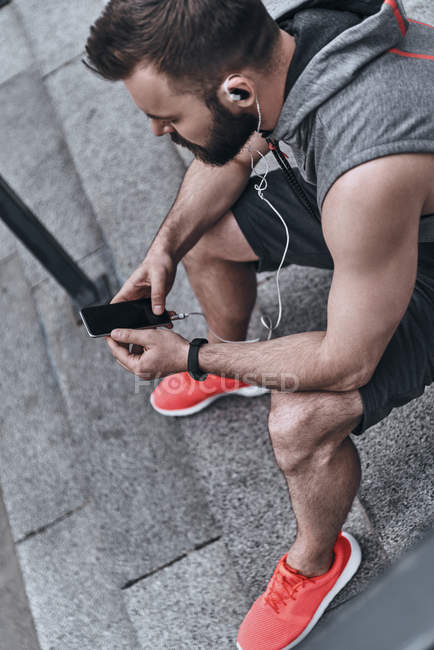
[
  {"xmin": 183, "ymin": 211, "xmax": 259, "ymax": 343},
  {"xmin": 268, "ymin": 390, "xmax": 364, "ymax": 577}
]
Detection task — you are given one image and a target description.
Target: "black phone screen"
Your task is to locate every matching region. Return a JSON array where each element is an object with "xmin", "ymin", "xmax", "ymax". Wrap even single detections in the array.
[{"xmin": 80, "ymin": 299, "xmax": 171, "ymax": 337}]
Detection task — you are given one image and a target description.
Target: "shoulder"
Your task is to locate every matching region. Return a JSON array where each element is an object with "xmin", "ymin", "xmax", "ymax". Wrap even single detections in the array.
[
  {"xmin": 321, "ymin": 154, "xmax": 430, "ymax": 260},
  {"xmin": 323, "ymin": 153, "xmax": 433, "ymax": 212}
]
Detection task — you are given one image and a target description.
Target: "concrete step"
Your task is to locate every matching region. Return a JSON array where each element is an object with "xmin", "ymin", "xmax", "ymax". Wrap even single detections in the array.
[
  {"xmin": 17, "ymin": 501, "xmax": 141, "ymax": 650},
  {"xmin": 44, "ymin": 59, "xmax": 187, "ymax": 283},
  {"xmin": 0, "ymin": 254, "xmax": 85, "ymax": 540},
  {"xmin": 0, "ymin": 485, "xmax": 39, "ymax": 650},
  {"xmin": 0, "ymin": 67, "xmax": 103, "ymax": 289},
  {"xmin": 0, "ymin": 9, "xmax": 227, "ymax": 644},
  {"xmin": 28, "ymin": 246, "xmax": 224, "ymax": 623},
  {"xmin": 124, "ymin": 539, "xmax": 250, "ymax": 649},
  {"xmin": 0, "ymin": 253, "xmax": 140, "ymax": 648},
  {"xmin": 0, "ymin": 1, "xmax": 32, "ymax": 87},
  {"xmin": 14, "ymin": 0, "xmax": 106, "ymax": 79}
]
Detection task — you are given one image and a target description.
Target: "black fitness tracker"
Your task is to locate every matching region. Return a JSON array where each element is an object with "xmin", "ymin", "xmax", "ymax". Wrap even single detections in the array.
[{"xmin": 188, "ymin": 338, "xmax": 208, "ymax": 382}]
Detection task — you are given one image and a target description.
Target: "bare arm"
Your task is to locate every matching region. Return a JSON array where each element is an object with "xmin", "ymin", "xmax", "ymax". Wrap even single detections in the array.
[
  {"xmin": 198, "ymin": 155, "xmax": 425, "ymax": 391},
  {"xmin": 112, "ymin": 132, "xmax": 268, "ymax": 311},
  {"xmin": 154, "ymin": 132, "xmax": 268, "ymax": 261}
]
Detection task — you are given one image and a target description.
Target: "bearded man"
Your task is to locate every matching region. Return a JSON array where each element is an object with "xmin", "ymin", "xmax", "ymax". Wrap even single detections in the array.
[{"xmin": 85, "ymin": 1, "xmax": 434, "ymax": 647}]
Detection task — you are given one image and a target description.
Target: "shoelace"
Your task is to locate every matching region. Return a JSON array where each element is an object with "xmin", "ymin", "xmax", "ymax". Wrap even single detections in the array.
[{"xmin": 264, "ymin": 559, "xmax": 315, "ymax": 614}]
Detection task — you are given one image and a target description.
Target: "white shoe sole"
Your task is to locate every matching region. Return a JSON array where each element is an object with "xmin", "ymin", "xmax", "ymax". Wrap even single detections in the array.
[
  {"xmin": 237, "ymin": 531, "xmax": 362, "ymax": 650},
  {"xmin": 150, "ymin": 385, "xmax": 269, "ymax": 417}
]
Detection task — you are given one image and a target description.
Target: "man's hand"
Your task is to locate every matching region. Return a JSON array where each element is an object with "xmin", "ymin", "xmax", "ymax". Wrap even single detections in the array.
[
  {"xmin": 111, "ymin": 248, "xmax": 176, "ymax": 315},
  {"xmin": 106, "ymin": 327, "xmax": 189, "ymax": 379}
]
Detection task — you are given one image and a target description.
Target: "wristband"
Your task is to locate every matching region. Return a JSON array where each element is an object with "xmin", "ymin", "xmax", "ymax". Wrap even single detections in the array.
[{"xmin": 188, "ymin": 338, "xmax": 208, "ymax": 382}]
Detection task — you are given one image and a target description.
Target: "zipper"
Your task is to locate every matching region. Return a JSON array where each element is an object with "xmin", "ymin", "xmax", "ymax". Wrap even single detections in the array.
[{"xmin": 266, "ymin": 137, "xmax": 319, "ymax": 221}]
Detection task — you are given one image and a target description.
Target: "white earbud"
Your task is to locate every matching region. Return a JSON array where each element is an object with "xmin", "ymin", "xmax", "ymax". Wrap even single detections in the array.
[
  {"xmin": 223, "ymin": 75, "xmax": 245, "ymax": 102},
  {"xmin": 224, "ymin": 74, "xmax": 262, "ymax": 131},
  {"xmin": 223, "ymin": 75, "xmax": 233, "ymax": 97}
]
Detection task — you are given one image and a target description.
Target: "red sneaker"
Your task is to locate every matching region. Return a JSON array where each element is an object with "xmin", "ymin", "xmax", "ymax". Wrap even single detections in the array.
[
  {"xmin": 237, "ymin": 532, "xmax": 361, "ymax": 650},
  {"xmin": 150, "ymin": 372, "xmax": 269, "ymax": 417}
]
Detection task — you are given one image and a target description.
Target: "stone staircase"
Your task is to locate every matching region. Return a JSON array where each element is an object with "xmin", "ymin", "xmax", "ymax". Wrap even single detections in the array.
[{"xmin": 0, "ymin": 0, "xmax": 433, "ymax": 648}]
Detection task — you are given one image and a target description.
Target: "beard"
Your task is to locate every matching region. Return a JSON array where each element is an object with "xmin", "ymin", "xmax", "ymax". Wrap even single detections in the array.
[{"xmin": 170, "ymin": 92, "xmax": 258, "ymax": 166}]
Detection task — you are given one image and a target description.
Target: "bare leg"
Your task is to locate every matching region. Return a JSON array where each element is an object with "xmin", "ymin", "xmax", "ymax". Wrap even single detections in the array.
[
  {"xmin": 182, "ymin": 211, "xmax": 259, "ymax": 344},
  {"xmin": 269, "ymin": 390, "xmax": 363, "ymax": 577}
]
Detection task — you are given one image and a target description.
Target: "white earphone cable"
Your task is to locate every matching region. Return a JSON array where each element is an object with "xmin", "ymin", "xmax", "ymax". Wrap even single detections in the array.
[
  {"xmin": 174, "ymin": 95, "xmax": 290, "ymax": 344},
  {"xmin": 246, "ymin": 153, "xmax": 289, "ymax": 340}
]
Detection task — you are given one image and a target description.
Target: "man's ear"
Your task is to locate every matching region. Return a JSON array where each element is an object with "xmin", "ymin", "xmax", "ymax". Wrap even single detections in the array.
[{"xmin": 217, "ymin": 74, "xmax": 256, "ymax": 109}]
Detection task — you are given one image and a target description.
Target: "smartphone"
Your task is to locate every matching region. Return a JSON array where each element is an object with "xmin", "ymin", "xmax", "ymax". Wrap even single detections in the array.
[{"xmin": 80, "ymin": 298, "xmax": 171, "ymax": 338}]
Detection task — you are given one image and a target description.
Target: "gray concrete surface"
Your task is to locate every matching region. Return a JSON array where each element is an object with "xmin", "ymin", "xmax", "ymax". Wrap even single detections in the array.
[
  {"xmin": 124, "ymin": 540, "xmax": 249, "ymax": 649},
  {"xmin": 14, "ymin": 0, "xmax": 106, "ymax": 77},
  {"xmin": 0, "ymin": 219, "xmax": 16, "ymax": 261},
  {"xmin": 45, "ymin": 61, "xmax": 187, "ymax": 282},
  {"xmin": 0, "ymin": 2, "xmax": 31, "ymax": 85},
  {"xmin": 17, "ymin": 503, "xmax": 140, "ymax": 649},
  {"xmin": 0, "ymin": 69, "xmax": 103, "ymax": 287},
  {"xmin": 0, "ymin": 254, "xmax": 85, "ymax": 540},
  {"xmin": 0, "ymin": 0, "xmax": 433, "ymax": 648},
  {"xmin": 357, "ymin": 390, "xmax": 434, "ymax": 561},
  {"xmin": 32, "ymin": 250, "xmax": 219, "ymax": 588},
  {"xmin": 0, "ymin": 487, "xmax": 39, "ymax": 650}
]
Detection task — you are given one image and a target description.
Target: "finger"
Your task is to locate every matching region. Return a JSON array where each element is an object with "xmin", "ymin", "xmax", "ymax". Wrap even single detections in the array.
[
  {"xmin": 107, "ymin": 337, "xmax": 139, "ymax": 372},
  {"xmin": 107, "ymin": 335, "xmax": 132, "ymax": 359},
  {"xmin": 107, "ymin": 335, "xmax": 129, "ymax": 350},
  {"xmin": 110, "ymin": 290, "xmax": 127, "ymax": 305},
  {"xmin": 116, "ymin": 359, "xmax": 130, "ymax": 372},
  {"xmin": 111, "ymin": 328, "xmax": 154, "ymax": 347},
  {"xmin": 150, "ymin": 269, "xmax": 167, "ymax": 315},
  {"xmin": 111, "ymin": 282, "xmax": 136, "ymax": 304},
  {"xmin": 111, "ymin": 274, "xmax": 151, "ymax": 305},
  {"xmin": 111, "ymin": 284, "xmax": 148, "ymax": 305},
  {"xmin": 105, "ymin": 336, "xmax": 127, "ymax": 352}
]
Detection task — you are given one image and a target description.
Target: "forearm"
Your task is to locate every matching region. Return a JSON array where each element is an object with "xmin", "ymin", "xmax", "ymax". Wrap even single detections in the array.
[
  {"xmin": 198, "ymin": 331, "xmax": 367, "ymax": 393},
  {"xmin": 150, "ymin": 156, "xmax": 251, "ymax": 261}
]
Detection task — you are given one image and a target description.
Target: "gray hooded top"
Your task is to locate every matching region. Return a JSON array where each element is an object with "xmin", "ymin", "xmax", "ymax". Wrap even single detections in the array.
[{"xmin": 262, "ymin": 0, "xmax": 434, "ymax": 236}]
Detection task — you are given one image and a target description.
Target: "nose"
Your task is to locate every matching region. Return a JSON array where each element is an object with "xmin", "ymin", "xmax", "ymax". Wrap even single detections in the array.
[{"xmin": 149, "ymin": 118, "xmax": 175, "ymax": 137}]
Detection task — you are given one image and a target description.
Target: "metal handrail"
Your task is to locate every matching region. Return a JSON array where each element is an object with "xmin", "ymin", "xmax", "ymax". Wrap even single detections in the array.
[{"xmin": 0, "ymin": 175, "xmax": 108, "ymax": 310}]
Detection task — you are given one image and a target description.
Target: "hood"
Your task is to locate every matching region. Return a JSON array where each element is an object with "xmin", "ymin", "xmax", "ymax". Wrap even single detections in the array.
[{"xmin": 263, "ymin": 0, "xmax": 409, "ymax": 141}]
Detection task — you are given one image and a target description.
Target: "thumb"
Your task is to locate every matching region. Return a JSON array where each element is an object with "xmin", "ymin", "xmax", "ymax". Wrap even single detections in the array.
[
  {"xmin": 150, "ymin": 269, "xmax": 167, "ymax": 315},
  {"xmin": 111, "ymin": 328, "xmax": 151, "ymax": 347}
]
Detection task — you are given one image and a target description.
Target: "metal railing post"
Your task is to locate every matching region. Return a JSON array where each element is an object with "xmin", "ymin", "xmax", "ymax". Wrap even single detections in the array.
[{"xmin": 0, "ymin": 176, "xmax": 109, "ymax": 311}]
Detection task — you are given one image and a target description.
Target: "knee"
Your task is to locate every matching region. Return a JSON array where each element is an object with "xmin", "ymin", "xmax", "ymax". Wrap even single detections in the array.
[
  {"xmin": 268, "ymin": 395, "xmax": 320, "ymax": 474},
  {"xmin": 182, "ymin": 215, "xmax": 229, "ymax": 271},
  {"xmin": 268, "ymin": 393, "xmax": 355, "ymax": 474}
]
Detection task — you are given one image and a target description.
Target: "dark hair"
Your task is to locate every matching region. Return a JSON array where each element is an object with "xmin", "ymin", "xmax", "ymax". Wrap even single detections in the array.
[{"xmin": 84, "ymin": 0, "xmax": 280, "ymax": 95}]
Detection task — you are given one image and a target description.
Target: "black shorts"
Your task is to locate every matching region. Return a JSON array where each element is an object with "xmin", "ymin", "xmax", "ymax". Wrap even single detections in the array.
[{"xmin": 232, "ymin": 169, "xmax": 434, "ymax": 435}]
